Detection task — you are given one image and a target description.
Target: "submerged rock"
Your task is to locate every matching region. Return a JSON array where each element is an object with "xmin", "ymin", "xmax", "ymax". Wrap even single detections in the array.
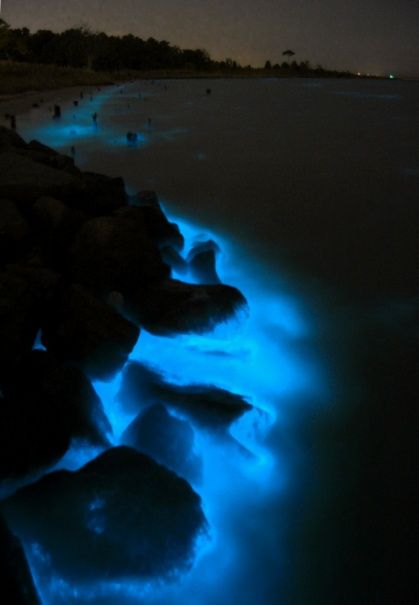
[
  {"xmin": 122, "ymin": 404, "xmax": 201, "ymax": 482},
  {"xmin": 130, "ymin": 191, "xmax": 184, "ymax": 250},
  {"xmin": 160, "ymin": 245, "xmax": 188, "ymax": 275},
  {"xmin": 0, "ymin": 350, "xmax": 110, "ymax": 481},
  {"xmin": 127, "ymin": 278, "xmax": 247, "ymax": 335},
  {"xmin": 126, "ymin": 131, "xmax": 138, "ymax": 143},
  {"xmin": 2, "ymin": 447, "xmax": 206, "ymax": 581},
  {"xmin": 0, "ymin": 514, "xmax": 41, "ymax": 605},
  {"xmin": 119, "ymin": 362, "xmax": 252, "ymax": 429},
  {"xmin": 41, "ymin": 284, "xmax": 139, "ymax": 379},
  {"xmin": 187, "ymin": 239, "xmax": 221, "ymax": 284}
]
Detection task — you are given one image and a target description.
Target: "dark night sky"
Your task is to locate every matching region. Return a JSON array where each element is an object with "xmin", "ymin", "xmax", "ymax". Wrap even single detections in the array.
[{"xmin": 3, "ymin": 0, "xmax": 419, "ymax": 76}]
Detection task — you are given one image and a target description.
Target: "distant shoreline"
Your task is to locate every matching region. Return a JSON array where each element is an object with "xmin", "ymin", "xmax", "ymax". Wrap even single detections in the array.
[
  {"xmin": 0, "ymin": 59, "xmax": 392, "ymax": 99},
  {"xmin": 0, "ymin": 63, "xmax": 408, "ymax": 121}
]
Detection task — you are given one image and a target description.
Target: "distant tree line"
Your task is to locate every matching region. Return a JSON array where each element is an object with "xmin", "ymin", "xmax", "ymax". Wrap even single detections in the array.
[
  {"xmin": 0, "ymin": 21, "xmax": 214, "ymax": 71},
  {"xmin": 0, "ymin": 19, "xmax": 354, "ymax": 77}
]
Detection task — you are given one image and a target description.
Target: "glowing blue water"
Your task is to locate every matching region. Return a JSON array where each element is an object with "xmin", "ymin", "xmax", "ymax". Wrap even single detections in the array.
[
  {"xmin": 21, "ymin": 83, "xmax": 186, "ymax": 160},
  {"xmin": 27, "ymin": 212, "xmax": 323, "ymax": 604},
  {"xmin": 19, "ymin": 84, "xmax": 325, "ymax": 604}
]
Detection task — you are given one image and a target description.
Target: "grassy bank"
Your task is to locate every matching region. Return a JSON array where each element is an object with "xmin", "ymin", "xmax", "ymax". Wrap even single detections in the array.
[
  {"xmin": 0, "ymin": 60, "xmax": 364, "ymax": 96},
  {"xmin": 0, "ymin": 61, "xmax": 118, "ymax": 95}
]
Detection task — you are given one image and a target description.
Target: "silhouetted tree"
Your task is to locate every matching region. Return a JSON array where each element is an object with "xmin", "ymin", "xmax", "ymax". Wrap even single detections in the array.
[
  {"xmin": 0, "ymin": 18, "xmax": 11, "ymax": 58},
  {"xmin": 264, "ymin": 60, "xmax": 272, "ymax": 69},
  {"xmin": 7, "ymin": 27, "xmax": 31, "ymax": 61}
]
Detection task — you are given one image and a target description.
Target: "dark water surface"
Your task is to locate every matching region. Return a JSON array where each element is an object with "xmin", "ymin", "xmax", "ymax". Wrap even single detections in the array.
[{"xmin": 18, "ymin": 78, "xmax": 419, "ymax": 604}]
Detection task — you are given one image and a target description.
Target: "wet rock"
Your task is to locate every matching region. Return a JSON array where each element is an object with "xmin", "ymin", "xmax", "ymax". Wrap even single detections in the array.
[
  {"xmin": 188, "ymin": 239, "xmax": 220, "ymax": 257},
  {"xmin": 0, "ymin": 151, "xmax": 80, "ymax": 207},
  {"xmin": 41, "ymin": 284, "xmax": 139, "ymax": 379},
  {"xmin": 70, "ymin": 210, "xmax": 169, "ymax": 297},
  {"xmin": 0, "ymin": 144, "xmax": 125, "ymax": 217},
  {"xmin": 127, "ymin": 278, "xmax": 247, "ymax": 335},
  {"xmin": 119, "ymin": 362, "xmax": 252, "ymax": 429},
  {"xmin": 187, "ymin": 239, "xmax": 221, "ymax": 284},
  {"xmin": 161, "ymin": 245, "xmax": 188, "ymax": 275},
  {"xmin": 122, "ymin": 404, "xmax": 201, "ymax": 482},
  {"xmin": 126, "ymin": 131, "xmax": 138, "ymax": 143},
  {"xmin": 0, "ymin": 514, "xmax": 41, "ymax": 605},
  {"xmin": 26, "ymin": 140, "xmax": 78, "ymax": 173},
  {"xmin": 2, "ymin": 447, "xmax": 206, "ymax": 581},
  {"xmin": 33, "ymin": 195, "xmax": 87, "ymax": 234},
  {"xmin": 0, "ymin": 199, "xmax": 30, "ymax": 265},
  {"xmin": 130, "ymin": 191, "xmax": 184, "ymax": 250},
  {"xmin": 76, "ymin": 171, "xmax": 126, "ymax": 216},
  {"xmin": 33, "ymin": 196, "xmax": 70, "ymax": 232},
  {"xmin": 0, "ymin": 350, "xmax": 110, "ymax": 481},
  {"xmin": 0, "ymin": 264, "xmax": 61, "ymax": 380},
  {"xmin": 31, "ymin": 196, "xmax": 86, "ymax": 269}
]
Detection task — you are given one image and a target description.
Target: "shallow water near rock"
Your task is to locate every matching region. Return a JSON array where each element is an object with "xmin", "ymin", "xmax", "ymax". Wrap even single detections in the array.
[{"xmin": 7, "ymin": 78, "xmax": 419, "ymax": 604}]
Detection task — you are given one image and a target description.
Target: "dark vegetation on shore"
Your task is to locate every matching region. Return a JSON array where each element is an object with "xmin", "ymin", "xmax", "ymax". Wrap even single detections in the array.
[
  {"xmin": 0, "ymin": 18, "xmax": 360, "ymax": 94},
  {"xmin": 0, "ymin": 60, "xmax": 117, "ymax": 95}
]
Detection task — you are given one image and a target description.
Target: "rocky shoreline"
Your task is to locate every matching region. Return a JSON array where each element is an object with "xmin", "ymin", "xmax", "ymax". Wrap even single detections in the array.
[{"xmin": 0, "ymin": 125, "xmax": 248, "ymax": 602}]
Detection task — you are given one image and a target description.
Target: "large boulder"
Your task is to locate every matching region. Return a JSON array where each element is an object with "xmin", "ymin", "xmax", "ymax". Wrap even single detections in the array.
[
  {"xmin": 0, "ymin": 145, "xmax": 126, "ymax": 217},
  {"xmin": 70, "ymin": 209, "xmax": 169, "ymax": 296},
  {"xmin": 119, "ymin": 362, "xmax": 252, "ymax": 429},
  {"xmin": 0, "ymin": 264, "xmax": 61, "ymax": 380},
  {"xmin": 187, "ymin": 239, "xmax": 221, "ymax": 284},
  {"xmin": 31, "ymin": 196, "xmax": 86, "ymax": 269},
  {"xmin": 75, "ymin": 171, "xmax": 126, "ymax": 216},
  {"xmin": 130, "ymin": 191, "xmax": 184, "ymax": 250},
  {"xmin": 26, "ymin": 139, "xmax": 78, "ymax": 173},
  {"xmin": 126, "ymin": 278, "xmax": 247, "ymax": 335},
  {"xmin": 2, "ymin": 447, "xmax": 207, "ymax": 581},
  {"xmin": 41, "ymin": 284, "xmax": 140, "ymax": 379},
  {"xmin": 122, "ymin": 404, "xmax": 201, "ymax": 482},
  {"xmin": 0, "ymin": 514, "xmax": 41, "ymax": 605},
  {"xmin": 0, "ymin": 350, "xmax": 110, "ymax": 481},
  {"xmin": 0, "ymin": 151, "xmax": 80, "ymax": 207},
  {"xmin": 0, "ymin": 199, "xmax": 31, "ymax": 265}
]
